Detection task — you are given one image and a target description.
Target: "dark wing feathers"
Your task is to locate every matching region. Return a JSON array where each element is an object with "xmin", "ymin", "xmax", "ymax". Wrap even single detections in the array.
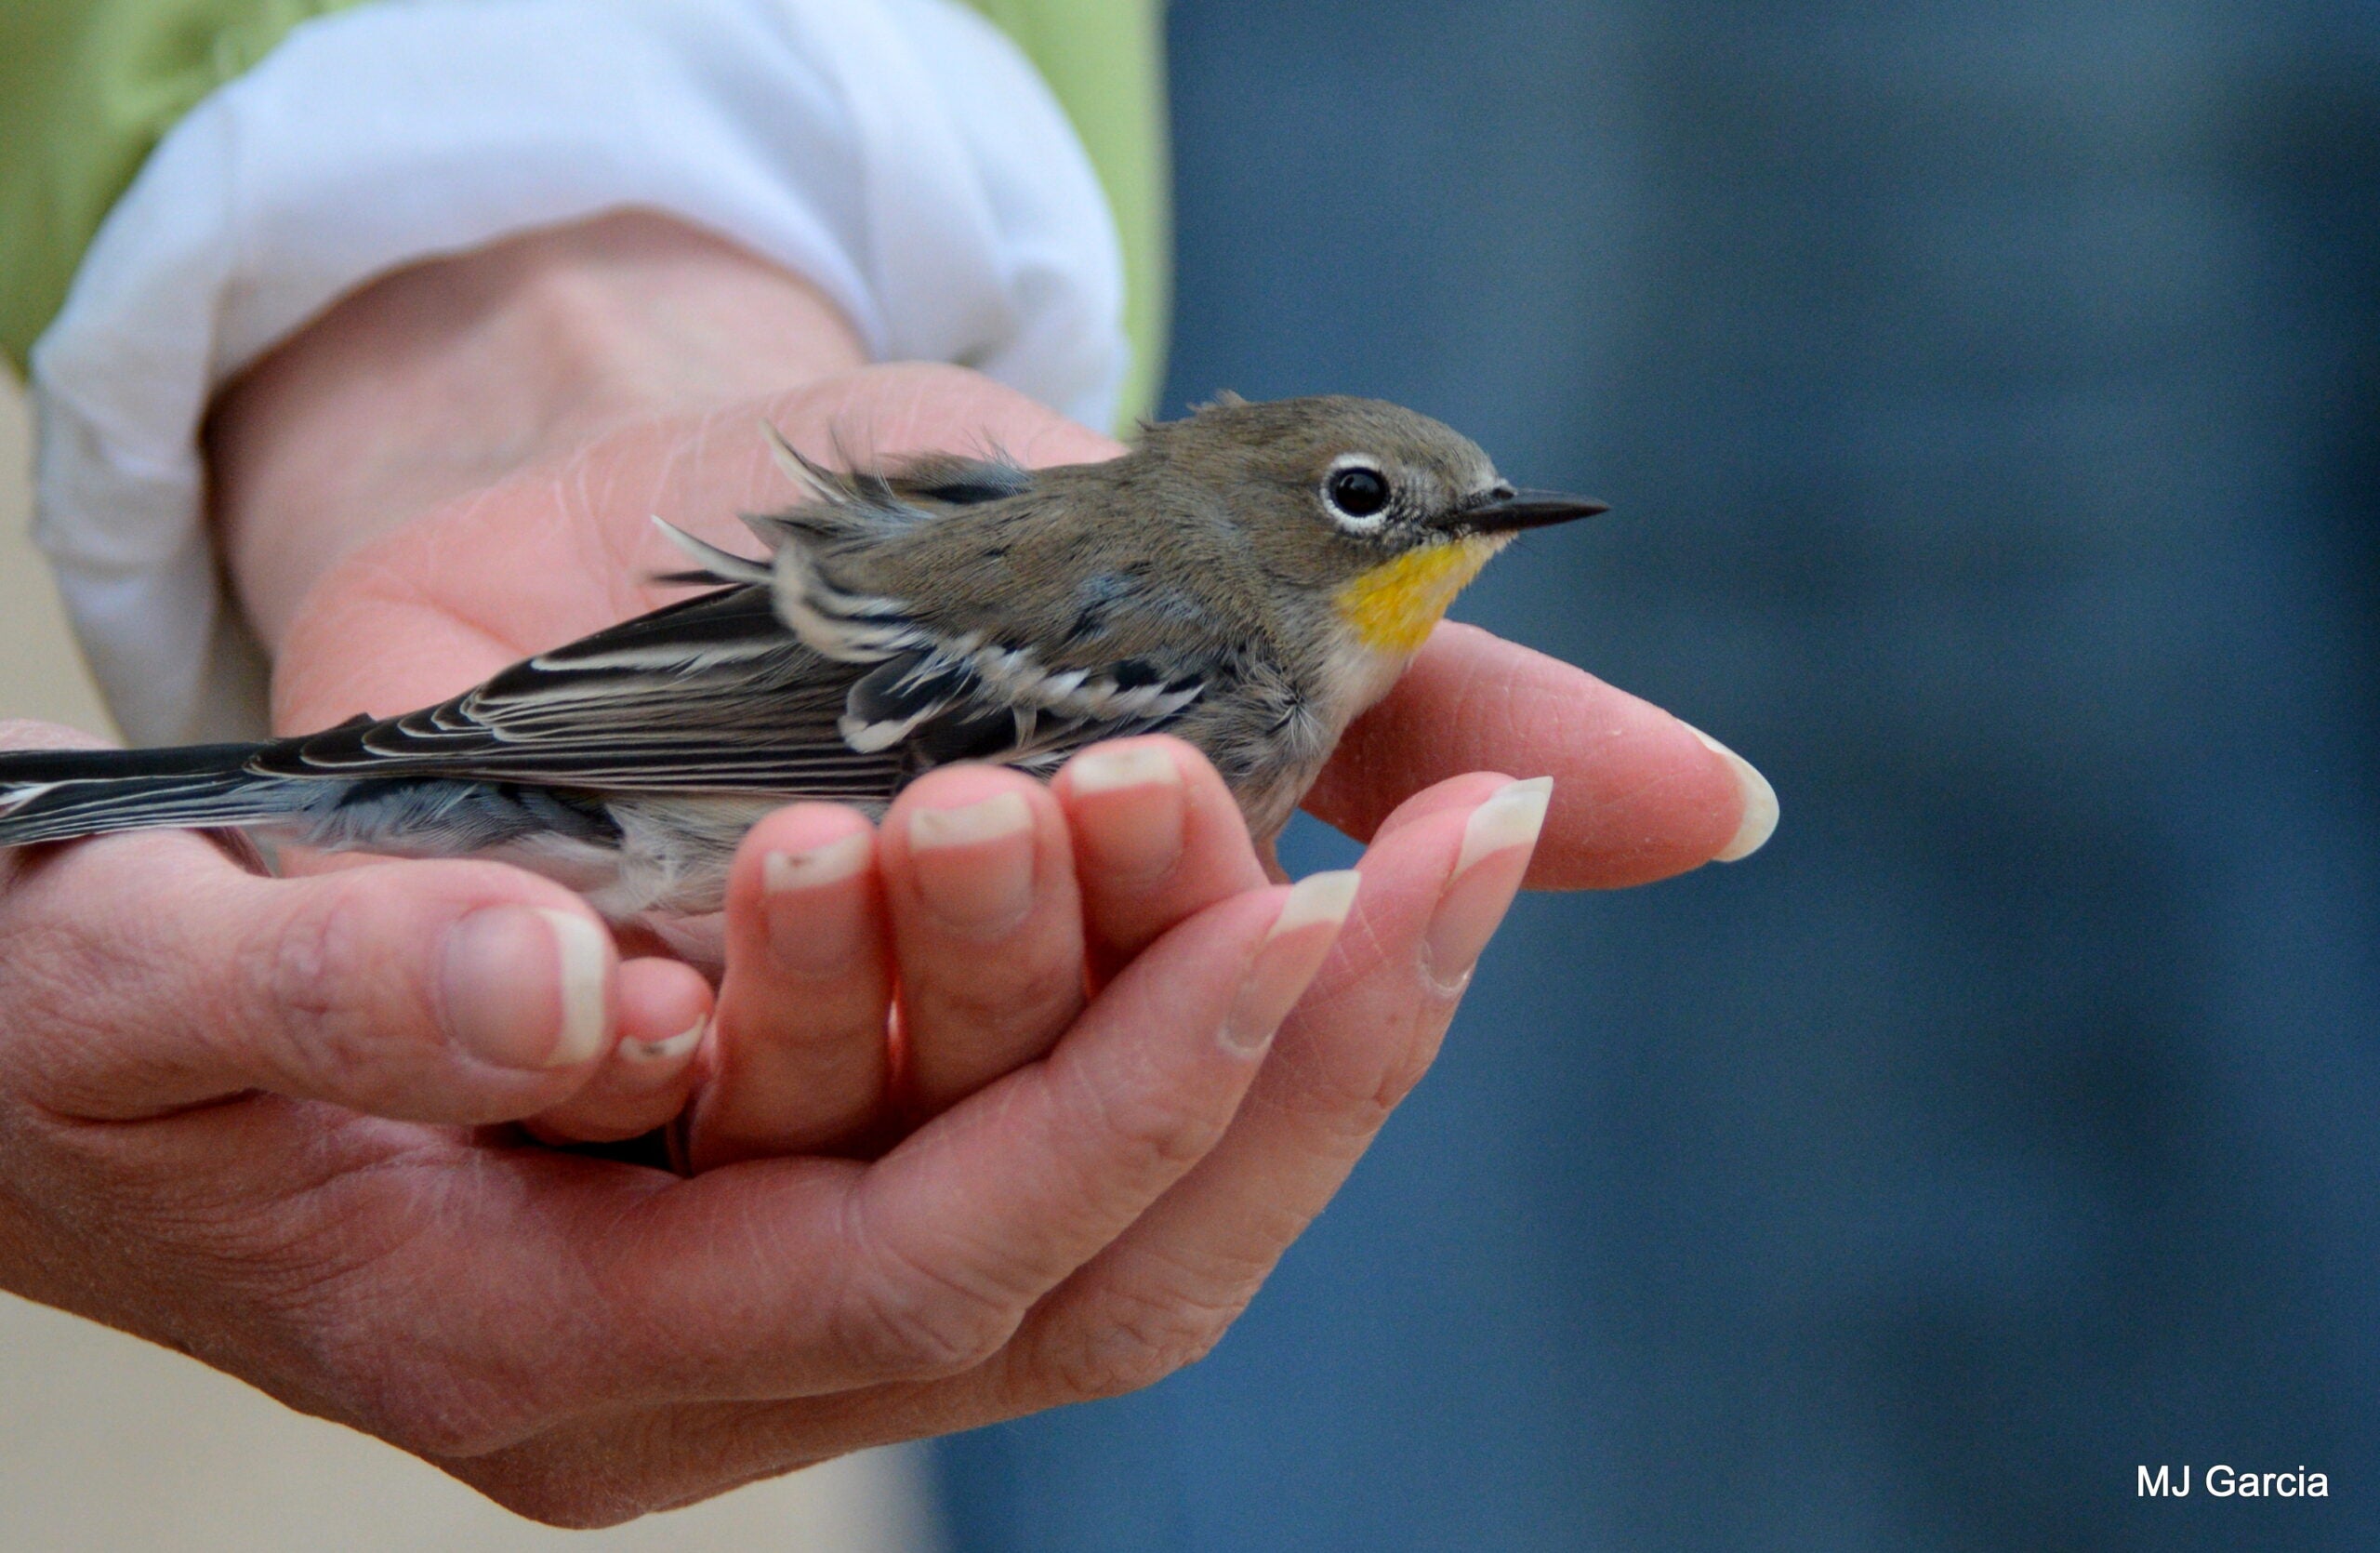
[
  {"xmin": 882, "ymin": 454, "xmax": 1035, "ymax": 508},
  {"xmin": 248, "ymin": 583, "xmax": 902, "ymax": 799},
  {"xmin": 239, "ymin": 453, "xmax": 1219, "ymax": 803},
  {"xmin": 847, "ymin": 653, "xmax": 976, "ymax": 732},
  {"xmin": 758, "ymin": 423, "xmax": 1031, "ymax": 522},
  {"xmin": 648, "ymin": 515, "xmax": 773, "ymax": 585}
]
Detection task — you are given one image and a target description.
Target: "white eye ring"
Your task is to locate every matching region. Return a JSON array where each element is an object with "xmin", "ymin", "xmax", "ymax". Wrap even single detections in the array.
[{"xmin": 1322, "ymin": 454, "xmax": 1394, "ymax": 530}]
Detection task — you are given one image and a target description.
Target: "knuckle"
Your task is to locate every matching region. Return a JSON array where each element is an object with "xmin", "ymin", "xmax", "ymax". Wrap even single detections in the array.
[
  {"xmin": 1368, "ymin": 1022, "xmax": 1443, "ymax": 1115},
  {"xmin": 1042, "ymin": 1280, "xmax": 1243, "ymax": 1402},
  {"xmin": 245, "ymin": 892, "xmax": 426, "ymax": 1104},
  {"xmin": 841, "ymin": 1268, "xmax": 1016, "ymax": 1379},
  {"xmin": 926, "ymin": 955, "xmax": 1080, "ymax": 1035},
  {"xmin": 833, "ymin": 1202, "xmax": 1024, "ymax": 1378},
  {"xmin": 1268, "ymin": 1036, "xmax": 1401, "ymax": 1151},
  {"xmin": 255, "ymin": 902, "xmax": 338, "ymax": 1026},
  {"xmin": 1267, "ymin": 993, "xmax": 1453, "ymax": 1147},
  {"xmin": 1072, "ymin": 1055, "xmax": 1226, "ymax": 1177}
]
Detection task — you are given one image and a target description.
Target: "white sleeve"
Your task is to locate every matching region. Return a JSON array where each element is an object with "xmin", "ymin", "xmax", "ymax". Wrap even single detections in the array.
[{"xmin": 27, "ymin": 0, "xmax": 1128, "ymax": 746}]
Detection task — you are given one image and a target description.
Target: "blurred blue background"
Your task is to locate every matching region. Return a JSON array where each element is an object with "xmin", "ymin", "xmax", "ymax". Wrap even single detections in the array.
[{"xmin": 939, "ymin": 3, "xmax": 2380, "ymax": 1547}]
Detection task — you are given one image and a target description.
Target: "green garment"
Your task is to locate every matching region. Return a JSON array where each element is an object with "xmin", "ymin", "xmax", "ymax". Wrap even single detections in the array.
[
  {"xmin": 0, "ymin": 0, "xmax": 1170, "ymax": 424},
  {"xmin": 964, "ymin": 0, "xmax": 1170, "ymax": 423}
]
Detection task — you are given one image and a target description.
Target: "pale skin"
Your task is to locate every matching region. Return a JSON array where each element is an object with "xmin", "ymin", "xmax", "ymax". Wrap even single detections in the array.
[{"xmin": 0, "ymin": 214, "xmax": 1766, "ymax": 1524}]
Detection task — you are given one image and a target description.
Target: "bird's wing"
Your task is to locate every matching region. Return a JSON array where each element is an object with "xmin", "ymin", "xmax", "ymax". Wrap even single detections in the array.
[
  {"xmin": 249, "ymin": 584, "xmax": 905, "ymax": 797},
  {"xmin": 831, "ymin": 642, "xmax": 1210, "ymax": 776},
  {"xmin": 769, "ymin": 515, "xmax": 1214, "ymax": 776},
  {"xmin": 248, "ymin": 509, "xmax": 1222, "ymax": 796}
]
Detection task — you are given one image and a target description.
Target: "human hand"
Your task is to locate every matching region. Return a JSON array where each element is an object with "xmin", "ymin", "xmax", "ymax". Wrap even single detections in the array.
[
  {"xmin": 55, "ymin": 211, "xmax": 1782, "ymax": 1520},
  {"xmin": 0, "ymin": 709, "xmax": 1555, "ymax": 1522}
]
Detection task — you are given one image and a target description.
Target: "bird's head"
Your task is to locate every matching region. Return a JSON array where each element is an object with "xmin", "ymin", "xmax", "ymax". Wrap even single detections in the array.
[{"xmin": 1144, "ymin": 393, "xmax": 1607, "ymax": 656}]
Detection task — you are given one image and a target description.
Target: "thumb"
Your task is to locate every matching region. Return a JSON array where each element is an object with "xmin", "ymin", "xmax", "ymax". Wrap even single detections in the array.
[{"xmin": 9, "ymin": 837, "xmax": 617, "ymax": 1123}]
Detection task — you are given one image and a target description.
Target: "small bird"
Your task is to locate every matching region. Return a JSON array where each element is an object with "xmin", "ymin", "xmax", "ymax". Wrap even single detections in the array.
[{"xmin": 0, "ymin": 394, "xmax": 1603, "ymax": 935}]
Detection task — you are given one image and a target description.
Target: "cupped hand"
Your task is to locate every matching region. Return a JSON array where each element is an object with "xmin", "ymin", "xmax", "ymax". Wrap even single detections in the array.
[
  {"xmin": 169, "ymin": 359, "xmax": 1767, "ymax": 1516},
  {"xmin": 0, "ymin": 709, "xmax": 1549, "ymax": 1522},
  {"xmin": 0, "ymin": 215, "xmax": 1785, "ymax": 1522}
]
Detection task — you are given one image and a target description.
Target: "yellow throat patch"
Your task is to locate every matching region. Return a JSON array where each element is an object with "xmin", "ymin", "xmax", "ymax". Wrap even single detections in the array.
[{"xmin": 1333, "ymin": 537, "xmax": 1504, "ymax": 655}]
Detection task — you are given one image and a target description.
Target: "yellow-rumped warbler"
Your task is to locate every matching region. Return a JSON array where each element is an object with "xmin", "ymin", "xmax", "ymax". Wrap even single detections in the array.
[{"xmin": 0, "ymin": 394, "xmax": 1602, "ymax": 928}]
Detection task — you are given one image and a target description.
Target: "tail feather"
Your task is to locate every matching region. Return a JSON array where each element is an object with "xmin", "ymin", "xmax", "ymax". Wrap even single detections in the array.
[{"xmin": 0, "ymin": 742, "xmax": 299, "ymax": 847}]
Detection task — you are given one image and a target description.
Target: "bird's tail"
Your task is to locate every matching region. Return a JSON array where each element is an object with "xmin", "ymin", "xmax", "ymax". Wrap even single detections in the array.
[{"xmin": 0, "ymin": 742, "xmax": 302, "ymax": 848}]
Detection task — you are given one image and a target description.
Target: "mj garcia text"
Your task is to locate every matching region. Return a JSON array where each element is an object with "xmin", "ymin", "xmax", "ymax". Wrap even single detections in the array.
[{"xmin": 2137, "ymin": 1465, "xmax": 2328, "ymax": 1498}]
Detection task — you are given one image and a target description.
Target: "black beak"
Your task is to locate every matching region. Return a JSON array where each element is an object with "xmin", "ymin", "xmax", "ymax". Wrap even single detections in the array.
[{"xmin": 1443, "ymin": 485, "xmax": 1610, "ymax": 536}]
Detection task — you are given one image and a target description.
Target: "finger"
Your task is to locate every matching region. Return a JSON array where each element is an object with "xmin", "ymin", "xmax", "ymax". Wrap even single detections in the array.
[
  {"xmin": 439, "ymin": 858, "xmax": 1393, "ymax": 1501},
  {"xmin": 1, "ymin": 835, "xmax": 619, "ymax": 1123},
  {"xmin": 690, "ymin": 804, "xmax": 892, "ymax": 1168},
  {"xmin": 991, "ymin": 774, "xmax": 1551, "ymax": 1410},
  {"xmin": 1053, "ymin": 736, "xmax": 1270, "ymax": 981},
  {"xmin": 1303, "ymin": 620, "xmax": 1778, "ymax": 888},
  {"xmin": 573, "ymin": 870, "xmax": 1355, "ymax": 1408},
  {"xmin": 525, "ymin": 957, "xmax": 712, "ymax": 1145},
  {"xmin": 877, "ymin": 765, "xmax": 1086, "ymax": 1118}
]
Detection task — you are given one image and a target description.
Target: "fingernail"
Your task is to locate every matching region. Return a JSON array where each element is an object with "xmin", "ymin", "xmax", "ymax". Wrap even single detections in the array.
[
  {"xmin": 620, "ymin": 1015, "xmax": 707, "ymax": 1070},
  {"xmin": 763, "ymin": 831, "xmax": 870, "ymax": 893},
  {"xmin": 907, "ymin": 790, "xmax": 1036, "ymax": 936},
  {"xmin": 1454, "ymin": 776, "xmax": 1554, "ymax": 876},
  {"xmin": 1222, "ymin": 869, "xmax": 1360, "ymax": 1053},
  {"xmin": 1068, "ymin": 744, "xmax": 1186, "ymax": 880},
  {"xmin": 440, "ymin": 906, "xmax": 610, "ymax": 1070},
  {"xmin": 1423, "ymin": 778, "xmax": 1551, "ymax": 992},
  {"xmin": 1071, "ymin": 742, "xmax": 1182, "ymax": 794},
  {"xmin": 762, "ymin": 832, "xmax": 873, "ymax": 976},
  {"xmin": 1686, "ymin": 726, "xmax": 1780, "ymax": 862}
]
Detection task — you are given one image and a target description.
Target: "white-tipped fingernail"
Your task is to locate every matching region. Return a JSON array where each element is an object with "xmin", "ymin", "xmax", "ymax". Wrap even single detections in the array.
[
  {"xmin": 909, "ymin": 790, "xmax": 1034, "ymax": 850},
  {"xmin": 443, "ymin": 907, "xmax": 611, "ymax": 1070},
  {"xmin": 1454, "ymin": 776, "xmax": 1554, "ymax": 876},
  {"xmin": 1223, "ymin": 870, "xmax": 1361, "ymax": 1053},
  {"xmin": 1687, "ymin": 728, "xmax": 1780, "ymax": 862},
  {"xmin": 534, "ymin": 909, "xmax": 611, "ymax": 1067},
  {"xmin": 622, "ymin": 1016, "xmax": 707, "ymax": 1066},
  {"xmin": 908, "ymin": 790, "xmax": 1038, "ymax": 934},
  {"xmin": 1270, "ymin": 869, "xmax": 1362, "ymax": 941},
  {"xmin": 1070, "ymin": 743, "xmax": 1182, "ymax": 794},
  {"xmin": 1425, "ymin": 787, "xmax": 1550, "ymax": 992},
  {"xmin": 763, "ymin": 832, "xmax": 871, "ymax": 894}
]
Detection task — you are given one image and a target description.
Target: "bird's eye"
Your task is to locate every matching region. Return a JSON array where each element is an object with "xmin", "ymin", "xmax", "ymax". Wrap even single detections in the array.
[{"xmin": 1325, "ymin": 462, "xmax": 1392, "ymax": 524}]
